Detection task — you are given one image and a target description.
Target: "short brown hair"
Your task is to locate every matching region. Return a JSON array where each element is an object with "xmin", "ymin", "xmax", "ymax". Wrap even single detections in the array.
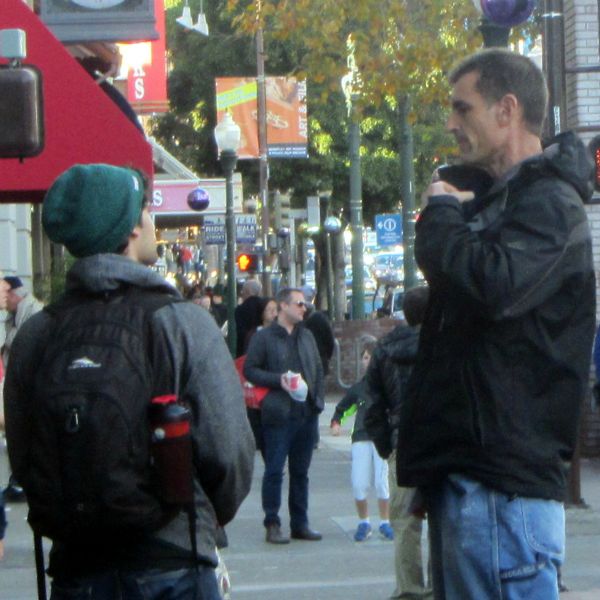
[{"xmin": 449, "ymin": 49, "xmax": 548, "ymax": 136}]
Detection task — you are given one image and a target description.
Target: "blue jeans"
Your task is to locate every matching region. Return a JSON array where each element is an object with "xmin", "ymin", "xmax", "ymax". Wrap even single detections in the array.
[
  {"xmin": 425, "ymin": 474, "xmax": 564, "ymax": 600},
  {"xmin": 50, "ymin": 566, "xmax": 220, "ymax": 600},
  {"xmin": 262, "ymin": 413, "xmax": 317, "ymax": 531}
]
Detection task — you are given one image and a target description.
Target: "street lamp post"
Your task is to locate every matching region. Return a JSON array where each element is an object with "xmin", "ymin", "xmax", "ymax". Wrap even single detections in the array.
[
  {"xmin": 214, "ymin": 112, "xmax": 241, "ymax": 356},
  {"xmin": 341, "ymin": 35, "xmax": 364, "ymax": 320},
  {"xmin": 324, "ymin": 215, "xmax": 342, "ymax": 320}
]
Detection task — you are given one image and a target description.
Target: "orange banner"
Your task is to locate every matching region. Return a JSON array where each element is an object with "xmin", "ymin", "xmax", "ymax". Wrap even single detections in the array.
[{"xmin": 215, "ymin": 77, "xmax": 308, "ymax": 159}]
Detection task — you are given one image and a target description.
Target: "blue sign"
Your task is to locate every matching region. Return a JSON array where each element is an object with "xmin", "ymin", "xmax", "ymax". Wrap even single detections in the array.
[
  {"xmin": 236, "ymin": 215, "xmax": 257, "ymax": 244},
  {"xmin": 375, "ymin": 213, "xmax": 402, "ymax": 246},
  {"xmin": 204, "ymin": 217, "xmax": 225, "ymax": 245},
  {"xmin": 204, "ymin": 216, "xmax": 258, "ymax": 245}
]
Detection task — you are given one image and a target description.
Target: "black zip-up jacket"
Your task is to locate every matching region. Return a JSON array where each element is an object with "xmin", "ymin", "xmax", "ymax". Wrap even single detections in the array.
[
  {"xmin": 364, "ymin": 325, "xmax": 420, "ymax": 459},
  {"xmin": 244, "ymin": 320, "xmax": 324, "ymax": 426},
  {"xmin": 397, "ymin": 132, "xmax": 596, "ymax": 502},
  {"xmin": 331, "ymin": 379, "xmax": 371, "ymax": 443}
]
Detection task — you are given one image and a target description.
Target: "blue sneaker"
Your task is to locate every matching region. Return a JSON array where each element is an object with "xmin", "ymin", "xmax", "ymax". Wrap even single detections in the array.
[
  {"xmin": 379, "ymin": 522, "xmax": 394, "ymax": 540},
  {"xmin": 354, "ymin": 522, "xmax": 372, "ymax": 542}
]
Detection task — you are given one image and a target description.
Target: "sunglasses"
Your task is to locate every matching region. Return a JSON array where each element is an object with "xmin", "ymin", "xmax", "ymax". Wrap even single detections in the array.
[{"xmin": 291, "ymin": 300, "xmax": 307, "ymax": 308}]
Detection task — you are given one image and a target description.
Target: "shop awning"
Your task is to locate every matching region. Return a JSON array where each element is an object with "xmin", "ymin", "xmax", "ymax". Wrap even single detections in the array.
[{"xmin": 0, "ymin": 0, "xmax": 153, "ymax": 202}]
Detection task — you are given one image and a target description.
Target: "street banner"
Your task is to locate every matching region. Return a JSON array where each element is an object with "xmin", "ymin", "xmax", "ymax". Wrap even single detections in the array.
[{"xmin": 215, "ymin": 76, "xmax": 308, "ymax": 159}]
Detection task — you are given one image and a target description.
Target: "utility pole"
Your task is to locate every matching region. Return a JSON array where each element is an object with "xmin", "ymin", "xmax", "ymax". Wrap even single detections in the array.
[
  {"xmin": 256, "ymin": 23, "xmax": 271, "ymax": 296},
  {"xmin": 398, "ymin": 95, "xmax": 417, "ymax": 291},
  {"xmin": 542, "ymin": 0, "xmax": 565, "ymax": 139}
]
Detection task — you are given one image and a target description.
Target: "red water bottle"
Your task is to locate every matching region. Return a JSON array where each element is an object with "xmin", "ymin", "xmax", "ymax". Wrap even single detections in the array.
[{"xmin": 149, "ymin": 395, "xmax": 194, "ymax": 505}]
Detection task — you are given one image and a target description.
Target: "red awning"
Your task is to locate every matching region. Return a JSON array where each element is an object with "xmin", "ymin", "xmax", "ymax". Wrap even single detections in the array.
[{"xmin": 0, "ymin": 0, "xmax": 153, "ymax": 202}]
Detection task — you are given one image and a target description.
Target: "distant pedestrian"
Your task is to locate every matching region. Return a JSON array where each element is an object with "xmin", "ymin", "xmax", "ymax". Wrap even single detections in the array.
[
  {"xmin": 1, "ymin": 276, "xmax": 43, "ymax": 368},
  {"xmin": 1, "ymin": 276, "xmax": 43, "ymax": 503},
  {"xmin": 0, "ymin": 276, "xmax": 8, "ymax": 560},
  {"xmin": 331, "ymin": 338, "xmax": 393, "ymax": 543},
  {"xmin": 234, "ymin": 279, "xmax": 263, "ymax": 357},
  {"xmin": 365, "ymin": 286, "xmax": 432, "ymax": 599},
  {"xmin": 302, "ymin": 286, "xmax": 334, "ymax": 376},
  {"xmin": 244, "ymin": 287, "xmax": 324, "ymax": 544},
  {"xmin": 240, "ymin": 296, "xmax": 278, "ymax": 454},
  {"xmin": 210, "ymin": 284, "xmax": 228, "ymax": 328}
]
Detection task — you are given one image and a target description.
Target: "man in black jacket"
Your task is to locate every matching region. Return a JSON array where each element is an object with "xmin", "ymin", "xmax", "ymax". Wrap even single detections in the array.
[
  {"xmin": 365, "ymin": 286, "xmax": 431, "ymax": 599},
  {"xmin": 244, "ymin": 287, "xmax": 325, "ymax": 544},
  {"xmin": 397, "ymin": 49, "xmax": 595, "ymax": 600}
]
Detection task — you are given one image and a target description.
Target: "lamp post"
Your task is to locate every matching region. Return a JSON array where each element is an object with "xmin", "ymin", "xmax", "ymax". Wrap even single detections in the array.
[
  {"xmin": 214, "ymin": 112, "xmax": 241, "ymax": 356},
  {"xmin": 341, "ymin": 34, "xmax": 364, "ymax": 320},
  {"xmin": 324, "ymin": 215, "xmax": 342, "ymax": 320}
]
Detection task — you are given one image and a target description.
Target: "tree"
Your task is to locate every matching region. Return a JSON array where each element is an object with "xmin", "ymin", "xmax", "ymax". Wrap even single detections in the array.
[{"xmin": 154, "ymin": 1, "xmax": 538, "ymax": 222}]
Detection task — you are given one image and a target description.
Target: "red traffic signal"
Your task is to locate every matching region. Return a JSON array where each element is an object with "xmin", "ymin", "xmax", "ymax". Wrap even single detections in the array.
[
  {"xmin": 237, "ymin": 253, "xmax": 258, "ymax": 272},
  {"xmin": 589, "ymin": 135, "xmax": 600, "ymax": 192}
]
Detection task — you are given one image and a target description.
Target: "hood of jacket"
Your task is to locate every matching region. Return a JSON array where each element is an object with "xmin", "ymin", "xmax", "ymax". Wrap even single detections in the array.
[
  {"xmin": 65, "ymin": 254, "xmax": 181, "ymax": 298},
  {"xmin": 521, "ymin": 131, "xmax": 594, "ymax": 202},
  {"xmin": 380, "ymin": 324, "xmax": 420, "ymax": 365}
]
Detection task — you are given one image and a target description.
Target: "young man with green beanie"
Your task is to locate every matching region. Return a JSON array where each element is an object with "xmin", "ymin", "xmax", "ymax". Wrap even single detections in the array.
[{"xmin": 4, "ymin": 163, "xmax": 255, "ymax": 600}]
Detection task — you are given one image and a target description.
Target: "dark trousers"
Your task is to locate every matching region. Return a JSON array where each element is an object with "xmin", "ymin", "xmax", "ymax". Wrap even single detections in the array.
[
  {"xmin": 261, "ymin": 413, "xmax": 318, "ymax": 531},
  {"xmin": 50, "ymin": 566, "xmax": 220, "ymax": 600}
]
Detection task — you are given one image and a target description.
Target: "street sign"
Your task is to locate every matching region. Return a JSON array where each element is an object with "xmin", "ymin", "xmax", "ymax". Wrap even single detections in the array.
[
  {"xmin": 203, "ymin": 215, "xmax": 257, "ymax": 245},
  {"xmin": 204, "ymin": 216, "xmax": 225, "ymax": 245},
  {"xmin": 236, "ymin": 215, "xmax": 257, "ymax": 244},
  {"xmin": 375, "ymin": 213, "xmax": 402, "ymax": 246}
]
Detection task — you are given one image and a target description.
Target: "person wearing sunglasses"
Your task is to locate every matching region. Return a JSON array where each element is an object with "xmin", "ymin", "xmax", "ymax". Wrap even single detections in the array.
[{"xmin": 244, "ymin": 287, "xmax": 325, "ymax": 545}]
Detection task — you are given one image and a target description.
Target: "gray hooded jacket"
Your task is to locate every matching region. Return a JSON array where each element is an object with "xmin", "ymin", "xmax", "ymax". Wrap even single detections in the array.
[{"xmin": 4, "ymin": 254, "xmax": 255, "ymax": 576}]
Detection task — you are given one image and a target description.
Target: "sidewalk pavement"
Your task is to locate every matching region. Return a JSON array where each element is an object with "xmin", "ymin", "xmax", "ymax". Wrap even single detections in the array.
[{"xmin": 1, "ymin": 396, "xmax": 600, "ymax": 599}]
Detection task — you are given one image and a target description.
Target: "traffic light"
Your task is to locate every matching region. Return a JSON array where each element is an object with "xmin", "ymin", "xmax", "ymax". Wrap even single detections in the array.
[
  {"xmin": 237, "ymin": 253, "xmax": 259, "ymax": 272},
  {"xmin": 273, "ymin": 190, "xmax": 291, "ymax": 234},
  {"xmin": 589, "ymin": 135, "xmax": 600, "ymax": 192}
]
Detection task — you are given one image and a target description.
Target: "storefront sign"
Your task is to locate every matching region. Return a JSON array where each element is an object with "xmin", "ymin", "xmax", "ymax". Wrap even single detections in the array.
[{"xmin": 151, "ymin": 176, "xmax": 243, "ymax": 217}]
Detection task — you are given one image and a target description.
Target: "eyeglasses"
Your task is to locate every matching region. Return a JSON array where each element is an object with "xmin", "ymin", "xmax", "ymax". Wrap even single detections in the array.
[{"xmin": 291, "ymin": 300, "xmax": 307, "ymax": 308}]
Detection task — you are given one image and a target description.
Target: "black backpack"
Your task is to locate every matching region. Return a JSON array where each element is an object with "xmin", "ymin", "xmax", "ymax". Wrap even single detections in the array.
[{"xmin": 25, "ymin": 287, "xmax": 182, "ymax": 544}]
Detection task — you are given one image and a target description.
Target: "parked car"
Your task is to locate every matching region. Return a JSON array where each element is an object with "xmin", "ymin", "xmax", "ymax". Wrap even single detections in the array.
[{"xmin": 371, "ymin": 252, "xmax": 404, "ymax": 281}]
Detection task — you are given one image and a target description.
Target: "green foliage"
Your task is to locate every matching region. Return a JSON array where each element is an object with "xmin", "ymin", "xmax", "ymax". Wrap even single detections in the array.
[{"xmin": 151, "ymin": 0, "xmax": 541, "ymax": 224}]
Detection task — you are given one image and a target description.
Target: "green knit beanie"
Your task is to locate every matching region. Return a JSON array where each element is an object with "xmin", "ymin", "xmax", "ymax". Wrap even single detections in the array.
[{"xmin": 42, "ymin": 164, "xmax": 145, "ymax": 258}]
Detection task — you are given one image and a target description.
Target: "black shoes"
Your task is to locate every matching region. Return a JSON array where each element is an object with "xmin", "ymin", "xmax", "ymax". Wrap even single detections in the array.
[
  {"xmin": 265, "ymin": 524, "xmax": 322, "ymax": 543},
  {"xmin": 291, "ymin": 527, "xmax": 322, "ymax": 541},
  {"xmin": 2, "ymin": 483, "xmax": 26, "ymax": 502},
  {"xmin": 265, "ymin": 524, "xmax": 290, "ymax": 544}
]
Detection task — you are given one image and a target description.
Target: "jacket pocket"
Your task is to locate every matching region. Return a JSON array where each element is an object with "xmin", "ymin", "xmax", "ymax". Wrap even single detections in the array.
[{"xmin": 260, "ymin": 390, "xmax": 291, "ymax": 426}]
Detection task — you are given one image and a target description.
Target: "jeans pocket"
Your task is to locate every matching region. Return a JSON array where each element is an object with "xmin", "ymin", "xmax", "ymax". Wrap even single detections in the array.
[
  {"xmin": 499, "ymin": 496, "xmax": 564, "ymax": 583},
  {"xmin": 521, "ymin": 497, "xmax": 565, "ymax": 557}
]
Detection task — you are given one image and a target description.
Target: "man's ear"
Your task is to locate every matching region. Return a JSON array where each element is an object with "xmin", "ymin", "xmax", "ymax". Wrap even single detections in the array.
[
  {"xmin": 122, "ymin": 225, "xmax": 141, "ymax": 259},
  {"xmin": 496, "ymin": 93, "xmax": 519, "ymax": 127}
]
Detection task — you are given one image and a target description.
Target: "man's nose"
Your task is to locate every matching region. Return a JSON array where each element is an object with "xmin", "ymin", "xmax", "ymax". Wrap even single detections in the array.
[{"xmin": 446, "ymin": 113, "xmax": 457, "ymax": 132}]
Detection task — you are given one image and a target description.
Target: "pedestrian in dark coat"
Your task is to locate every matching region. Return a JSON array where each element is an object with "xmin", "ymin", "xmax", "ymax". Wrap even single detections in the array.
[
  {"xmin": 244, "ymin": 287, "xmax": 324, "ymax": 545},
  {"xmin": 398, "ymin": 49, "xmax": 595, "ymax": 599}
]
